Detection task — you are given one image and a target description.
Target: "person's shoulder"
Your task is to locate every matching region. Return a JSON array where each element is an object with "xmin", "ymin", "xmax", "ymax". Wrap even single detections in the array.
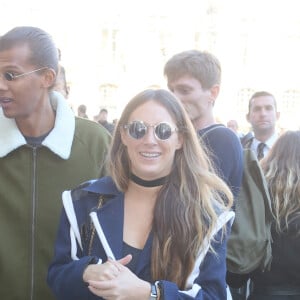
[
  {"xmin": 202, "ymin": 124, "xmax": 241, "ymax": 145},
  {"xmin": 200, "ymin": 124, "xmax": 231, "ymax": 135},
  {"xmin": 71, "ymin": 176, "xmax": 120, "ymax": 201},
  {"xmin": 75, "ymin": 116, "xmax": 106, "ymax": 131},
  {"xmin": 211, "ymin": 124, "xmax": 239, "ymax": 138},
  {"xmin": 65, "ymin": 177, "xmax": 121, "ymax": 221},
  {"xmin": 241, "ymin": 131, "xmax": 254, "ymax": 147},
  {"xmin": 83, "ymin": 176, "xmax": 119, "ymax": 195},
  {"xmin": 74, "ymin": 117, "xmax": 111, "ymax": 141}
]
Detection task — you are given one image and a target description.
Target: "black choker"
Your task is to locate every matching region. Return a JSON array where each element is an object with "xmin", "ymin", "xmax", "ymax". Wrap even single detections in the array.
[{"xmin": 130, "ymin": 173, "xmax": 168, "ymax": 187}]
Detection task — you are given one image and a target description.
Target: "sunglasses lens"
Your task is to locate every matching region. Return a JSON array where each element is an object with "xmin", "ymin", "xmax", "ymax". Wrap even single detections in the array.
[
  {"xmin": 4, "ymin": 72, "xmax": 14, "ymax": 81},
  {"xmin": 155, "ymin": 123, "xmax": 172, "ymax": 140},
  {"xmin": 128, "ymin": 121, "xmax": 147, "ymax": 139}
]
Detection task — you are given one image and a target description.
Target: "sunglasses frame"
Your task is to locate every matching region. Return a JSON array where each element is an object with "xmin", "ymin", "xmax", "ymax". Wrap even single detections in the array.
[
  {"xmin": 123, "ymin": 121, "xmax": 178, "ymax": 141},
  {"xmin": 3, "ymin": 67, "xmax": 48, "ymax": 81}
]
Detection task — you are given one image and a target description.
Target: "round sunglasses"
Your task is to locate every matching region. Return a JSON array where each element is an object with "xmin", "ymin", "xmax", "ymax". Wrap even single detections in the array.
[{"xmin": 123, "ymin": 121, "xmax": 178, "ymax": 141}]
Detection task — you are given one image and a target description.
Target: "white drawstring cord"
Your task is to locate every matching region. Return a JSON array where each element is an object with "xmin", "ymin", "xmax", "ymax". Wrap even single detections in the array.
[
  {"xmin": 62, "ymin": 191, "xmax": 83, "ymax": 250},
  {"xmin": 90, "ymin": 211, "xmax": 116, "ymax": 260}
]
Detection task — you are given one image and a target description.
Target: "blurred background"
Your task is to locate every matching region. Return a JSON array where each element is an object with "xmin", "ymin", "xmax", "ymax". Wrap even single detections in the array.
[{"xmin": 1, "ymin": 0, "xmax": 300, "ymax": 131}]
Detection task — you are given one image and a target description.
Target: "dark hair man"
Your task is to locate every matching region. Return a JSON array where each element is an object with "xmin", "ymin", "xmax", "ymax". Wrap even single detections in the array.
[
  {"xmin": 77, "ymin": 104, "xmax": 88, "ymax": 118},
  {"xmin": 242, "ymin": 91, "xmax": 280, "ymax": 160},
  {"xmin": 0, "ymin": 26, "xmax": 111, "ymax": 300},
  {"xmin": 95, "ymin": 108, "xmax": 115, "ymax": 134}
]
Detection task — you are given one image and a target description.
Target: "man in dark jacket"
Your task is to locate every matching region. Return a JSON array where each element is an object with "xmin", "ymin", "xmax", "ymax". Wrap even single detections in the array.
[
  {"xmin": 95, "ymin": 108, "xmax": 115, "ymax": 134},
  {"xmin": 164, "ymin": 50, "xmax": 243, "ymax": 199}
]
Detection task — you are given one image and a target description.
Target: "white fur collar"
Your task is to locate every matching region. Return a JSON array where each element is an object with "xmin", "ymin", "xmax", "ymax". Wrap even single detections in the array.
[{"xmin": 0, "ymin": 91, "xmax": 75, "ymax": 159}]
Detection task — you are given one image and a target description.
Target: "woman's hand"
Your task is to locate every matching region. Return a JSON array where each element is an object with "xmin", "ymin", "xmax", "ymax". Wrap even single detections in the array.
[
  {"xmin": 87, "ymin": 255, "xmax": 151, "ymax": 300},
  {"xmin": 83, "ymin": 255, "xmax": 132, "ymax": 282}
]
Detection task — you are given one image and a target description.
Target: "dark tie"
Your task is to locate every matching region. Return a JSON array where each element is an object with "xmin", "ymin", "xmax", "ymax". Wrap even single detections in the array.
[{"xmin": 257, "ymin": 142, "xmax": 266, "ymax": 160}]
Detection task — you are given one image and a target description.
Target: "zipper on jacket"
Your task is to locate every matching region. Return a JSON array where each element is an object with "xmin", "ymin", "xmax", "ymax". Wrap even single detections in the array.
[{"xmin": 30, "ymin": 146, "xmax": 38, "ymax": 300}]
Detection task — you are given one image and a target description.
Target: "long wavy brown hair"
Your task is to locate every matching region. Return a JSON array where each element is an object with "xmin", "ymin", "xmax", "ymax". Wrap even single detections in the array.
[
  {"xmin": 108, "ymin": 89, "xmax": 233, "ymax": 288},
  {"xmin": 261, "ymin": 130, "xmax": 300, "ymax": 234}
]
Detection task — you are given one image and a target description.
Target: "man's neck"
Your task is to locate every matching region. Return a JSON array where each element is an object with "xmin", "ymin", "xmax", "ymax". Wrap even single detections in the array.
[
  {"xmin": 192, "ymin": 116, "xmax": 216, "ymax": 131},
  {"xmin": 254, "ymin": 130, "xmax": 275, "ymax": 143},
  {"xmin": 16, "ymin": 102, "xmax": 55, "ymax": 137}
]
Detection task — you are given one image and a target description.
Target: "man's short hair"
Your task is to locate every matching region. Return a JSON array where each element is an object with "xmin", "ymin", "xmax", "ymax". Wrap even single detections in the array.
[
  {"xmin": 248, "ymin": 91, "xmax": 277, "ymax": 113},
  {"xmin": 78, "ymin": 104, "xmax": 87, "ymax": 114},
  {"xmin": 164, "ymin": 49, "xmax": 221, "ymax": 90},
  {"xmin": 0, "ymin": 26, "xmax": 59, "ymax": 74},
  {"xmin": 100, "ymin": 108, "xmax": 108, "ymax": 114}
]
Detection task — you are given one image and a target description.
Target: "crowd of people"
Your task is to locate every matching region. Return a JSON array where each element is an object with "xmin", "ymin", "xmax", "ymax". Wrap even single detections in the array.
[{"xmin": 0, "ymin": 26, "xmax": 299, "ymax": 300}]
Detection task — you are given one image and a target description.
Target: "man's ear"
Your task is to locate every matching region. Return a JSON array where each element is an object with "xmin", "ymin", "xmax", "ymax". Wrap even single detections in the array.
[
  {"xmin": 42, "ymin": 68, "xmax": 56, "ymax": 88},
  {"xmin": 209, "ymin": 84, "xmax": 220, "ymax": 102}
]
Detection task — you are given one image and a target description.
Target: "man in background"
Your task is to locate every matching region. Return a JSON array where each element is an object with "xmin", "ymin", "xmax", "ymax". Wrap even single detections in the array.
[
  {"xmin": 77, "ymin": 104, "xmax": 89, "ymax": 118},
  {"xmin": 95, "ymin": 108, "xmax": 115, "ymax": 134},
  {"xmin": 164, "ymin": 49, "xmax": 243, "ymax": 198},
  {"xmin": 242, "ymin": 91, "xmax": 280, "ymax": 160}
]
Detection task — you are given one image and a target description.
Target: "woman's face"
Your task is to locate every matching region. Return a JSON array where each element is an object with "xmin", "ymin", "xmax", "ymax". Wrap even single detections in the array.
[{"xmin": 121, "ymin": 100, "xmax": 183, "ymax": 180}]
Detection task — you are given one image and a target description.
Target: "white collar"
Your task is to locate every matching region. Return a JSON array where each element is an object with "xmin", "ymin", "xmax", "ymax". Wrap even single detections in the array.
[
  {"xmin": 0, "ymin": 91, "xmax": 75, "ymax": 159},
  {"xmin": 252, "ymin": 132, "xmax": 278, "ymax": 150}
]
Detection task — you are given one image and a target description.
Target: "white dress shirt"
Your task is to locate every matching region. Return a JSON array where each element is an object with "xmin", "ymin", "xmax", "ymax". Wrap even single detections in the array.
[{"xmin": 250, "ymin": 133, "xmax": 278, "ymax": 159}]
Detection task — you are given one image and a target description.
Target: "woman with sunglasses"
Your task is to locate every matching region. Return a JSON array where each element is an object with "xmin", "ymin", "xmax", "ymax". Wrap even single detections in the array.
[{"xmin": 48, "ymin": 89, "xmax": 234, "ymax": 300}]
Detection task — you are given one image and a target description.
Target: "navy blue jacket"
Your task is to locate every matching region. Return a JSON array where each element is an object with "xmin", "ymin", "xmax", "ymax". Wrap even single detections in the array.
[
  {"xmin": 48, "ymin": 177, "xmax": 234, "ymax": 300},
  {"xmin": 198, "ymin": 124, "xmax": 243, "ymax": 198}
]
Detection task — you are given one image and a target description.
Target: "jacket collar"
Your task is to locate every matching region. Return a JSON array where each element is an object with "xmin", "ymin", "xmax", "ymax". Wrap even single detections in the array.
[
  {"xmin": 84, "ymin": 176, "xmax": 120, "ymax": 195},
  {"xmin": 0, "ymin": 91, "xmax": 75, "ymax": 159}
]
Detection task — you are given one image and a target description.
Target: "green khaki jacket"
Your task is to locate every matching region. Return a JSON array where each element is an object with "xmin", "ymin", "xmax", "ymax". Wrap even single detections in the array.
[{"xmin": 0, "ymin": 92, "xmax": 111, "ymax": 300}]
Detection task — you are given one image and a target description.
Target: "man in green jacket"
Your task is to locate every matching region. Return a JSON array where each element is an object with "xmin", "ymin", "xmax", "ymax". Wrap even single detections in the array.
[{"xmin": 0, "ymin": 27, "xmax": 111, "ymax": 300}]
